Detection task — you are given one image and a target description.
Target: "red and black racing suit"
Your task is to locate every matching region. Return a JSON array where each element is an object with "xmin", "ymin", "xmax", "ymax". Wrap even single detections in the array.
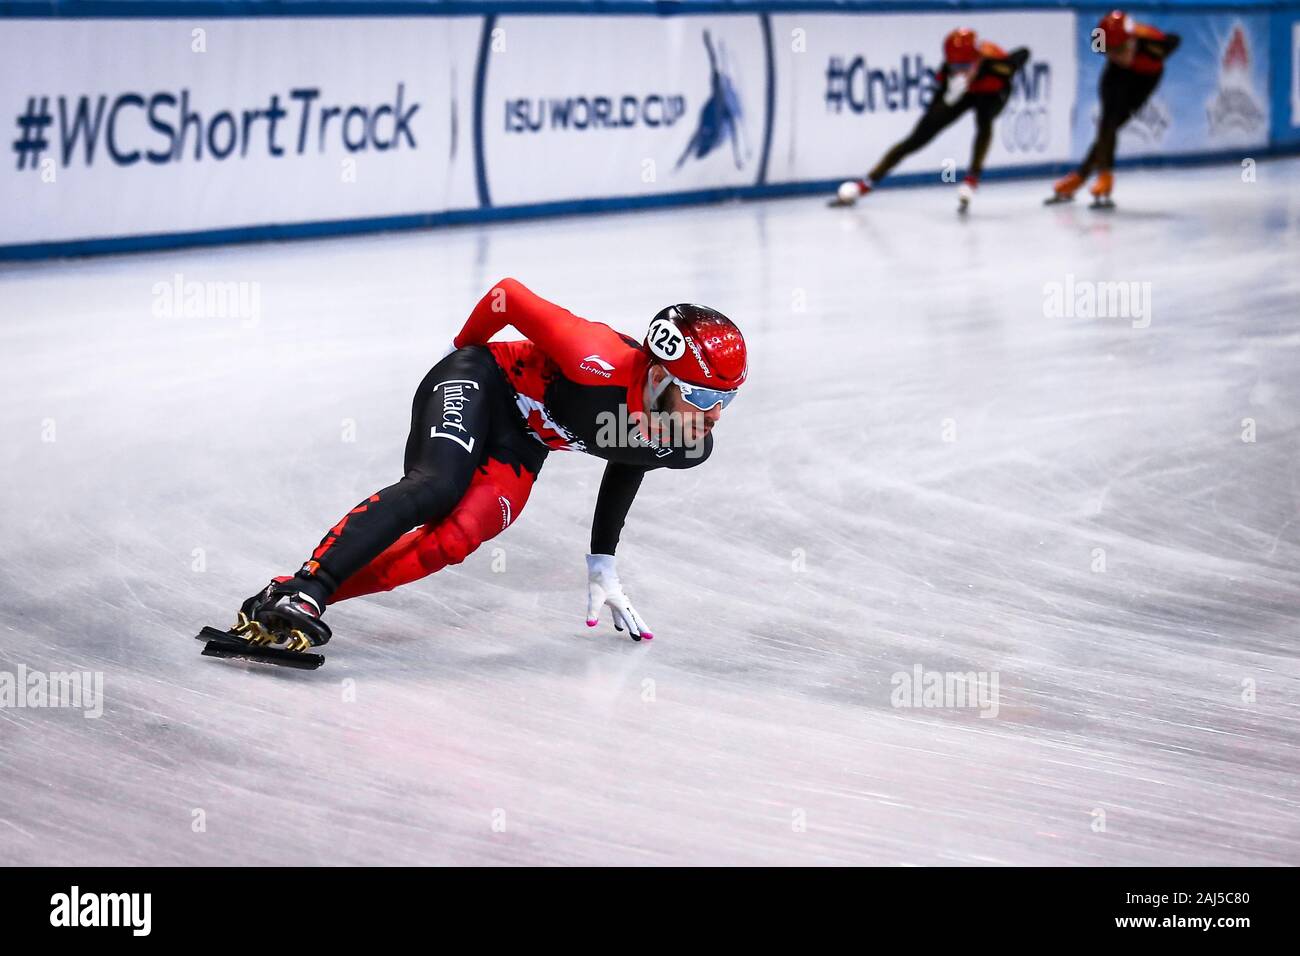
[
  {"xmin": 1075, "ymin": 25, "xmax": 1180, "ymax": 179},
  {"xmin": 291, "ymin": 279, "xmax": 711, "ymax": 606},
  {"xmin": 869, "ymin": 43, "xmax": 1030, "ymax": 185}
]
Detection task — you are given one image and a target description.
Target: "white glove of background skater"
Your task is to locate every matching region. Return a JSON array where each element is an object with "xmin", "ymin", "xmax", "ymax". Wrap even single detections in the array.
[
  {"xmin": 586, "ymin": 554, "xmax": 653, "ymax": 641},
  {"xmin": 944, "ymin": 70, "xmax": 970, "ymax": 106}
]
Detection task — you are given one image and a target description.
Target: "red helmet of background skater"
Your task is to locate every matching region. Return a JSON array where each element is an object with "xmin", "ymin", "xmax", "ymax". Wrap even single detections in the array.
[
  {"xmin": 1099, "ymin": 10, "xmax": 1134, "ymax": 50},
  {"xmin": 643, "ymin": 305, "xmax": 747, "ymax": 408},
  {"xmin": 943, "ymin": 28, "xmax": 979, "ymax": 65}
]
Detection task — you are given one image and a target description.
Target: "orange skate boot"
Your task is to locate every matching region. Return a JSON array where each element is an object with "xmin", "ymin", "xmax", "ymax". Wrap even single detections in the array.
[
  {"xmin": 1045, "ymin": 171, "xmax": 1084, "ymax": 205},
  {"xmin": 1089, "ymin": 170, "xmax": 1115, "ymax": 209}
]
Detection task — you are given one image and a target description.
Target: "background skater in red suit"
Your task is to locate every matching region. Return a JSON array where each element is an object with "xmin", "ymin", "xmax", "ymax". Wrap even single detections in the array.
[
  {"xmin": 1046, "ymin": 10, "xmax": 1180, "ymax": 208},
  {"xmin": 833, "ymin": 28, "xmax": 1030, "ymax": 214}
]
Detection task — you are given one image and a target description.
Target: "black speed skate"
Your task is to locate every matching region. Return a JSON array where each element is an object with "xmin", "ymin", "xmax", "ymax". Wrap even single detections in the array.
[
  {"xmin": 196, "ymin": 577, "xmax": 330, "ymax": 669},
  {"xmin": 245, "ymin": 577, "xmax": 332, "ymax": 646}
]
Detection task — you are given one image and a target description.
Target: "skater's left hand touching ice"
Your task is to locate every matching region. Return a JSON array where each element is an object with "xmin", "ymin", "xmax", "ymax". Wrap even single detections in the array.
[{"xmin": 585, "ymin": 554, "xmax": 652, "ymax": 641}]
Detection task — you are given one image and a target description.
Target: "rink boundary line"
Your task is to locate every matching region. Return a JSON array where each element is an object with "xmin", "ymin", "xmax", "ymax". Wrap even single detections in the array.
[{"xmin": 4, "ymin": 147, "xmax": 1297, "ymax": 261}]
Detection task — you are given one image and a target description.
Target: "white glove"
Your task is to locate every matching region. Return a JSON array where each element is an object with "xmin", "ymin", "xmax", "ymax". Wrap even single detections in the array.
[
  {"xmin": 944, "ymin": 70, "xmax": 970, "ymax": 106},
  {"xmin": 585, "ymin": 554, "xmax": 652, "ymax": 641}
]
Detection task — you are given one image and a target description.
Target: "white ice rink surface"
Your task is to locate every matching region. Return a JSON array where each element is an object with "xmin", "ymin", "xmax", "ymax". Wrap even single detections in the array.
[{"xmin": 2, "ymin": 162, "xmax": 1299, "ymax": 866}]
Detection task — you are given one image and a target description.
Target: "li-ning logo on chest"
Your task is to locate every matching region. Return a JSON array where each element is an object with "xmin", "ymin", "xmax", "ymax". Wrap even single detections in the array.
[{"xmin": 430, "ymin": 379, "xmax": 480, "ymax": 452}]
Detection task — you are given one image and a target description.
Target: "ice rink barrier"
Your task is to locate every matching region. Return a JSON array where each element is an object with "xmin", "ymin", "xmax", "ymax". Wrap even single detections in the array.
[{"xmin": 2, "ymin": 0, "xmax": 1298, "ymax": 257}]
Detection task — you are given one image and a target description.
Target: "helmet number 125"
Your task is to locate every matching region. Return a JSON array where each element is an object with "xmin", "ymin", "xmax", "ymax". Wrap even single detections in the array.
[{"xmin": 647, "ymin": 318, "xmax": 686, "ymax": 361}]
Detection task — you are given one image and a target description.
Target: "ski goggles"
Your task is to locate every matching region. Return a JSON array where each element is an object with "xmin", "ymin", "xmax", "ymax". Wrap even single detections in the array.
[{"xmin": 671, "ymin": 375, "xmax": 740, "ymax": 412}]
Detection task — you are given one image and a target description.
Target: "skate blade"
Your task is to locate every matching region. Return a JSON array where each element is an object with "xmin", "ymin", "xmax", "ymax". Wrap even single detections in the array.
[
  {"xmin": 1089, "ymin": 197, "xmax": 1116, "ymax": 210},
  {"xmin": 1043, "ymin": 194, "xmax": 1075, "ymax": 206},
  {"xmin": 827, "ymin": 197, "xmax": 856, "ymax": 208},
  {"xmin": 196, "ymin": 626, "xmax": 325, "ymax": 670}
]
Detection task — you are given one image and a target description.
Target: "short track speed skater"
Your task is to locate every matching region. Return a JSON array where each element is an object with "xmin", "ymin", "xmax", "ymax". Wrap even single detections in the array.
[{"xmin": 215, "ymin": 280, "xmax": 747, "ymax": 650}]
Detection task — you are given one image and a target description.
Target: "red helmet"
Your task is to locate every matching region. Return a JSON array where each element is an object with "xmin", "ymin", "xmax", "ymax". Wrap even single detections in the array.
[
  {"xmin": 644, "ymin": 304, "xmax": 747, "ymax": 390},
  {"xmin": 1099, "ymin": 10, "xmax": 1133, "ymax": 50},
  {"xmin": 943, "ymin": 28, "xmax": 979, "ymax": 65}
]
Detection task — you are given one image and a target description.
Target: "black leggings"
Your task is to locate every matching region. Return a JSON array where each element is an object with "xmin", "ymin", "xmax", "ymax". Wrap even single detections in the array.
[
  {"xmin": 1077, "ymin": 65, "xmax": 1162, "ymax": 178},
  {"xmin": 869, "ymin": 91, "xmax": 1009, "ymax": 184},
  {"xmin": 293, "ymin": 346, "xmax": 544, "ymax": 604}
]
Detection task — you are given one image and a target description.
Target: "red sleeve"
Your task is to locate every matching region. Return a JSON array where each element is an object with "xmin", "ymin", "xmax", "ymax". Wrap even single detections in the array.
[{"xmin": 454, "ymin": 278, "xmax": 643, "ymax": 387}]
